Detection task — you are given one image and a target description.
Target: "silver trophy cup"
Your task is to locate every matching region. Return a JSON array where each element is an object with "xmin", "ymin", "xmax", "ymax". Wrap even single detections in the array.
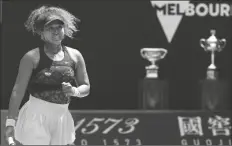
[
  {"xmin": 140, "ymin": 48, "xmax": 167, "ymax": 78},
  {"xmin": 200, "ymin": 29, "xmax": 226, "ymax": 79}
]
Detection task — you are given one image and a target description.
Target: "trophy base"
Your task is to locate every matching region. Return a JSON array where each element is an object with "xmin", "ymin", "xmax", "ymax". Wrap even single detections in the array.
[
  {"xmin": 208, "ymin": 64, "xmax": 216, "ymax": 70},
  {"xmin": 206, "ymin": 69, "xmax": 218, "ymax": 80},
  {"xmin": 146, "ymin": 69, "xmax": 158, "ymax": 78}
]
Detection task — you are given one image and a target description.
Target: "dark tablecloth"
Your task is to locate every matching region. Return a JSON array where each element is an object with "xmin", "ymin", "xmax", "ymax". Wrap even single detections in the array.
[
  {"xmin": 139, "ymin": 79, "xmax": 169, "ymax": 109},
  {"xmin": 199, "ymin": 79, "xmax": 231, "ymax": 110}
]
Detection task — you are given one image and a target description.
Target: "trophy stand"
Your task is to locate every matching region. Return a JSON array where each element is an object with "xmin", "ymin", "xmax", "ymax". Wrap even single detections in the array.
[
  {"xmin": 139, "ymin": 48, "xmax": 169, "ymax": 109},
  {"xmin": 145, "ymin": 65, "xmax": 158, "ymax": 78},
  {"xmin": 206, "ymin": 69, "xmax": 218, "ymax": 80},
  {"xmin": 199, "ymin": 30, "xmax": 230, "ymax": 110}
]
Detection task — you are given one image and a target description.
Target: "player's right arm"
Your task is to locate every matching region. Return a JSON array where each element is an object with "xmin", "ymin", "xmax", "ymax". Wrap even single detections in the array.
[{"xmin": 5, "ymin": 49, "xmax": 36, "ymax": 139}]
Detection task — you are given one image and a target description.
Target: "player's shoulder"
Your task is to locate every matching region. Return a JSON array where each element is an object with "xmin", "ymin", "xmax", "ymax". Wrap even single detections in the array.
[
  {"xmin": 20, "ymin": 48, "xmax": 40, "ymax": 67},
  {"xmin": 65, "ymin": 46, "xmax": 82, "ymax": 56},
  {"xmin": 19, "ymin": 48, "xmax": 40, "ymax": 69},
  {"xmin": 22, "ymin": 47, "xmax": 39, "ymax": 60}
]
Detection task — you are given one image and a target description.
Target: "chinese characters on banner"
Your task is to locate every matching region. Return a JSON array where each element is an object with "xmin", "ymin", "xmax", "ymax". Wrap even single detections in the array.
[
  {"xmin": 208, "ymin": 115, "xmax": 231, "ymax": 136},
  {"xmin": 178, "ymin": 115, "xmax": 231, "ymax": 146}
]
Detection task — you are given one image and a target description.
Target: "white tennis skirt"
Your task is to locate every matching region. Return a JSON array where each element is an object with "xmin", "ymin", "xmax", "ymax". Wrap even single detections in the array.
[{"xmin": 15, "ymin": 95, "xmax": 76, "ymax": 145}]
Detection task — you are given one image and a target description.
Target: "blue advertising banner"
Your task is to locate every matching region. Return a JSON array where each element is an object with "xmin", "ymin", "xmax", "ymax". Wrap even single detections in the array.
[{"xmin": 1, "ymin": 110, "xmax": 232, "ymax": 146}]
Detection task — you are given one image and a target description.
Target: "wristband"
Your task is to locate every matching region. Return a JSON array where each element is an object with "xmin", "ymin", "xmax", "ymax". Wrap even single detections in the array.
[
  {"xmin": 8, "ymin": 137, "xmax": 16, "ymax": 145},
  {"xmin": 72, "ymin": 87, "xmax": 81, "ymax": 97},
  {"xmin": 6, "ymin": 119, "xmax": 16, "ymax": 127}
]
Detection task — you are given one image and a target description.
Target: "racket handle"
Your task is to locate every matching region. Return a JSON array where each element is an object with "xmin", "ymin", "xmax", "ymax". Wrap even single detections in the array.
[{"xmin": 7, "ymin": 137, "xmax": 16, "ymax": 145}]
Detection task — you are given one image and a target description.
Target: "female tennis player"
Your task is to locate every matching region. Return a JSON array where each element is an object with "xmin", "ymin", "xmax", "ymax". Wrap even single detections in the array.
[{"xmin": 5, "ymin": 5, "xmax": 90, "ymax": 145}]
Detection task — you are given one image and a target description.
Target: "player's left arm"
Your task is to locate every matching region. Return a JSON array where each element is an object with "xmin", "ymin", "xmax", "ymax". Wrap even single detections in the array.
[{"xmin": 74, "ymin": 49, "xmax": 90, "ymax": 97}]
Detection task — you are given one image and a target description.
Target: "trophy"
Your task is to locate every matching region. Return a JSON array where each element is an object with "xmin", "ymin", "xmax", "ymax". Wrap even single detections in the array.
[
  {"xmin": 140, "ymin": 48, "xmax": 167, "ymax": 78},
  {"xmin": 200, "ymin": 29, "xmax": 226, "ymax": 80}
]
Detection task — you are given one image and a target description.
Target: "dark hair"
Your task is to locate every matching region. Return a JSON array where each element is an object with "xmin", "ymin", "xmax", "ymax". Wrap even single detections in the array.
[{"xmin": 24, "ymin": 5, "xmax": 80, "ymax": 39}]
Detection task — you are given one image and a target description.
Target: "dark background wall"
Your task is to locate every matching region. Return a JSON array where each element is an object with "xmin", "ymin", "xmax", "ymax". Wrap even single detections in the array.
[{"xmin": 1, "ymin": 0, "xmax": 231, "ymax": 110}]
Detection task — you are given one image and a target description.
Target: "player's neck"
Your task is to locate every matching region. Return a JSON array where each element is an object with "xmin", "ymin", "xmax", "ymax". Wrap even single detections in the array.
[{"xmin": 44, "ymin": 43, "xmax": 62, "ymax": 54}]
